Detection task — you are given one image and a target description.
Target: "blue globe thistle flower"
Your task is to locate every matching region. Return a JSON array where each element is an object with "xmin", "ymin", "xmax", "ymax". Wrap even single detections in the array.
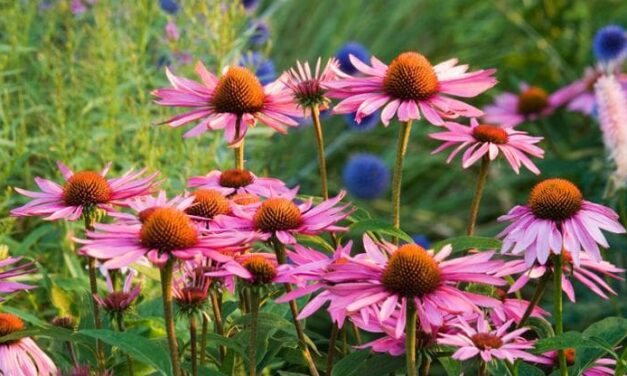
[
  {"xmin": 159, "ymin": 0, "xmax": 179, "ymax": 15},
  {"xmin": 342, "ymin": 154, "xmax": 390, "ymax": 200},
  {"xmin": 411, "ymin": 235, "xmax": 431, "ymax": 249},
  {"xmin": 335, "ymin": 42, "xmax": 369, "ymax": 74},
  {"xmin": 593, "ymin": 25, "xmax": 626, "ymax": 62},
  {"xmin": 344, "ymin": 111, "xmax": 379, "ymax": 132},
  {"xmin": 239, "ymin": 52, "xmax": 276, "ymax": 85},
  {"xmin": 241, "ymin": 0, "xmax": 259, "ymax": 11},
  {"xmin": 249, "ymin": 21, "xmax": 269, "ymax": 46}
]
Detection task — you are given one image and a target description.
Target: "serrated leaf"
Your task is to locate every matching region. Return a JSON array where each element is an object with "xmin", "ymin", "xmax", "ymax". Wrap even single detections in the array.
[
  {"xmin": 347, "ymin": 219, "xmax": 413, "ymax": 243},
  {"xmin": 433, "ymin": 236, "xmax": 502, "ymax": 253}
]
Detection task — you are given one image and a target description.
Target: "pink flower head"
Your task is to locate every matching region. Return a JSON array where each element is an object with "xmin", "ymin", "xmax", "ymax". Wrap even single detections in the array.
[
  {"xmin": 307, "ymin": 236, "xmax": 504, "ymax": 336},
  {"xmin": 496, "ymin": 251, "xmax": 624, "ymax": 302},
  {"xmin": 498, "ymin": 178, "xmax": 625, "ymax": 266},
  {"xmin": 213, "ymin": 189, "xmax": 353, "ymax": 245},
  {"xmin": 0, "ymin": 256, "xmax": 36, "ymax": 300},
  {"xmin": 208, "ymin": 252, "xmax": 281, "ymax": 286},
  {"xmin": 187, "ymin": 169, "xmax": 290, "ymax": 198},
  {"xmin": 430, "ymin": 118, "xmax": 544, "ymax": 174},
  {"xmin": 78, "ymin": 191, "xmax": 249, "ymax": 269},
  {"xmin": 283, "ymin": 57, "xmax": 339, "ymax": 111},
  {"xmin": 0, "ymin": 313, "xmax": 57, "ymax": 375},
  {"xmin": 152, "ymin": 62, "xmax": 301, "ymax": 147},
  {"xmin": 483, "ymin": 83, "xmax": 557, "ymax": 128},
  {"xmin": 325, "ymin": 51, "xmax": 497, "ymax": 126},
  {"xmin": 552, "ymin": 69, "xmax": 627, "ymax": 116},
  {"xmin": 11, "ymin": 162, "xmax": 159, "ymax": 221},
  {"xmin": 173, "ymin": 260, "xmax": 212, "ymax": 312},
  {"xmin": 542, "ymin": 349, "xmax": 616, "ymax": 376},
  {"xmin": 489, "ymin": 289, "xmax": 549, "ymax": 325},
  {"xmin": 94, "ymin": 268, "xmax": 141, "ymax": 314},
  {"xmin": 165, "ymin": 21, "xmax": 179, "ymax": 42},
  {"xmin": 438, "ymin": 316, "xmax": 544, "ymax": 364}
]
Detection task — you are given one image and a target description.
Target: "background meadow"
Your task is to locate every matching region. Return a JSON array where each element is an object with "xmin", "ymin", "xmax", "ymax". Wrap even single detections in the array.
[{"xmin": 0, "ymin": 0, "xmax": 626, "ymax": 374}]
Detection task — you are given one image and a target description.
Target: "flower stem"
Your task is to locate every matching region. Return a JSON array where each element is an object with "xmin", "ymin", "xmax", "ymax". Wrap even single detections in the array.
[
  {"xmin": 405, "ymin": 299, "xmax": 417, "ymax": 376},
  {"xmin": 466, "ymin": 156, "xmax": 491, "ymax": 236},
  {"xmin": 234, "ymin": 116, "xmax": 245, "ymax": 169},
  {"xmin": 419, "ymin": 355, "xmax": 431, "ymax": 376},
  {"xmin": 116, "ymin": 313, "xmax": 133, "ymax": 376},
  {"xmin": 553, "ymin": 254, "xmax": 568, "ymax": 376},
  {"xmin": 84, "ymin": 216, "xmax": 105, "ymax": 371},
  {"xmin": 160, "ymin": 259, "xmax": 182, "ymax": 376},
  {"xmin": 311, "ymin": 105, "xmax": 329, "ymax": 200},
  {"xmin": 517, "ymin": 270, "xmax": 552, "ymax": 329},
  {"xmin": 248, "ymin": 290, "xmax": 260, "ymax": 376},
  {"xmin": 209, "ymin": 290, "xmax": 226, "ymax": 361},
  {"xmin": 272, "ymin": 239, "xmax": 320, "ymax": 376},
  {"xmin": 190, "ymin": 314, "xmax": 198, "ymax": 376},
  {"xmin": 392, "ymin": 120, "xmax": 413, "ymax": 241},
  {"xmin": 478, "ymin": 360, "xmax": 488, "ymax": 376},
  {"xmin": 325, "ymin": 324, "xmax": 339, "ymax": 375}
]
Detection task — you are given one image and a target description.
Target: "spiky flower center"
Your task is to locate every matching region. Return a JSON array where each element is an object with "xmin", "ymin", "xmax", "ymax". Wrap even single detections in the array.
[
  {"xmin": 294, "ymin": 79, "xmax": 325, "ymax": 107},
  {"xmin": 381, "ymin": 244, "xmax": 441, "ymax": 297},
  {"xmin": 212, "ymin": 67, "xmax": 265, "ymax": 114},
  {"xmin": 242, "ymin": 255, "xmax": 277, "ymax": 284},
  {"xmin": 528, "ymin": 178, "xmax": 582, "ymax": 221},
  {"xmin": 138, "ymin": 207, "xmax": 159, "ymax": 223},
  {"xmin": 253, "ymin": 198, "xmax": 302, "ymax": 232},
  {"xmin": 0, "ymin": 313, "xmax": 25, "ymax": 336},
  {"xmin": 231, "ymin": 193, "xmax": 260, "ymax": 205},
  {"xmin": 383, "ymin": 52, "xmax": 438, "ymax": 100},
  {"xmin": 176, "ymin": 286, "xmax": 208, "ymax": 306},
  {"xmin": 517, "ymin": 86, "xmax": 548, "ymax": 115},
  {"xmin": 185, "ymin": 189, "xmax": 230, "ymax": 219},
  {"xmin": 472, "ymin": 124, "xmax": 509, "ymax": 144},
  {"xmin": 62, "ymin": 171, "xmax": 113, "ymax": 206},
  {"xmin": 101, "ymin": 292, "xmax": 133, "ymax": 313},
  {"xmin": 471, "ymin": 333, "xmax": 503, "ymax": 350},
  {"xmin": 219, "ymin": 169, "xmax": 255, "ymax": 188},
  {"xmin": 140, "ymin": 207, "xmax": 198, "ymax": 251}
]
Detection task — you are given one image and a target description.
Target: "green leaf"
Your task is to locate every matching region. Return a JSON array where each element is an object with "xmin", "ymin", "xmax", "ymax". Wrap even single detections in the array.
[
  {"xmin": 0, "ymin": 327, "xmax": 79, "ymax": 343},
  {"xmin": 359, "ymin": 353, "xmax": 405, "ymax": 375},
  {"xmin": 432, "ymin": 236, "xmax": 502, "ymax": 253},
  {"xmin": 574, "ymin": 317, "xmax": 627, "ymax": 375},
  {"xmin": 517, "ymin": 362, "xmax": 546, "ymax": 376},
  {"xmin": 79, "ymin": 329, "xmax": 172, "ymax": 376},
  {"xmin": 331, "ymin": 349, "xmax": 371, "ymax": 376},
  {"xmin": 438, "ymin": 356, "xmax": 462, "ymax": 376},
  {"xmin": 533, "ymin": 332, "xmax": 596, "ymax": 353},
  {"xmin": 347, "ymin": 219, "xmax": 413, "ymax": 243},
  {"xmin": 615, "ymin": 346, "xmax": 627, "ymax": 376}
]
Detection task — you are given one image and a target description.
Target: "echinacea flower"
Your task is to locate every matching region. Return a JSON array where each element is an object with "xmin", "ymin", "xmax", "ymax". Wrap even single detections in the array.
[
  {"xmin": 593, "ymin": 25, "xmax": 627, "ymax": 62},
  {"xmin": 152, "ymin": 62, "xmax": 300, "ymax": 146},
  {"xmin": 187, "ymin": 169, "xmax": 290, "ymax": 198},
  {"xmin": 495, "ymin": 251, "xmax": 624, "ymax": 302},
  {"xmin": 315, "ymin": 236, "xmax": 504, "ymax": 336},
  {"xmin": 489, "ymin": 289, "xmax": 549, "ymax": 325},
  {"xmin": 335, "ymin": 42, "xmax": 369, "ymax": 75},
  {"xmin": 498, "ymin": 178, "xmax": 625, "ymax": 266},
  {"xmin": 173, "ymin": 261, "xmax": 212, "ymax": 313},
  {"xmin": 209, "ymin": 253, "xmax": 281, "ymax": 286},
  {"xmin": 11, "ymin": 162, "xmax": 158, "ymax": 221},
  {"xmin": 430, "ymin": 118, "xmax": 544, "ymax": 174},
  {"xmin": 94, "ymin": 268, "xmax": 141, "ymax": 315},
  {"xmin": 0, "ymin": 255, "xmax": 36, "ymax": 300},
  {"xmin": 78, "ymin": 192, "xmax": 247, "ymax": 268},
  {"xmin": 342, "ymin": 154, "xmax": 390, "ymax": 199},
  {"xmin": 483, "ymin": 83, "xmax": 557, "ymax": 128},
  {"xmin": 214, "ymin": 190, "xmax": 353, "ymax": 245},
  {"xmin": 542, "ymin": 349, "xmax": 616, "ymax": 376},
  {"xmin": 325, "ymin": 52, "xmax": 497, "ymax": 126},
  {"xmin": 0, "ymin": 313, "xmax": 57, "ymax": 376},
  {"xmin": 184, "ymin": 189, "xmax": 231, "ymax": 225},
  {"xmin": 283, "ymin": 58, "xmax": 339, "ymax": 111},
  {"xmin": 438, "ymin": 316, "xmax": 542, "ymax": 363}
]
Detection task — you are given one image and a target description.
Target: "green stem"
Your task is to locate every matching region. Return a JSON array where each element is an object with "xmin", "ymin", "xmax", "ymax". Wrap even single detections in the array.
[
  {"xmin": 466, "ymin": 156, "xmax": 491, "ymax": 236},
  {"xmin": 517, "ymin": 269, "xmax": 552, "ymax": 329},
  {"xmin": 405, "ymin": 299, "xmax": 417, "ymax": 376},
  {"xmin": 553, "ymin": 254, "xmax": 568, "ymax": 376},
  {"xmin": 325, "ymin": 324, "xmax": 339, "ymax": 375},
  {"xmin": 190, "ymin": 314, "xmax": 198, "ymax": 376},
  {"xmin": 391, "ymin": 120, "xmax": 413, "ymax": 241},
  {"xmin": 200, "ymin": 312, "xmax": 210, "ymax": 365},
  {"xmin": 209, "ymin": 290, "xmax": 226, "ymax": 361},
  {"xmin": 248, "ymin": 290, "xmax": 260, "ymax": 376},
  {"xmin": 478, "ymin": 360, "xmax": 488, "ymax": 376},
  {"xmin": 234, "ymin": 116, "xmax": 244, "ymax": 170},
  {"xmin": 161, "ymin": 259, "xmax": 182, "ymax": 376},
  {"xmin": 418, "ymin": 355, "xmax": 430, "ymax": 376},
  {"xmin": 311, "ymin": 105, "xmax": 329, "ymax": 200},
  {"xmin": 84, "ymin": 215, "xmax": 105, "ymax": 371},
  {"xmin": 116, "ymin": 314, "xmax": 133, "ymax": 376},
  {"xmin": 273, "ymin": 239, "xmax": 320, "ymax": 376}
]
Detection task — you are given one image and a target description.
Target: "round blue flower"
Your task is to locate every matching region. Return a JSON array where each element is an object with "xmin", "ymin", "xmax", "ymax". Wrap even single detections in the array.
[
  {"xmin": 411, "ymin": 235, "xmax": 431, "ymax": 249},
  {"xmin": 239, "ymin": 52, "xmax": 276, "ymax": 85},
  {"xmin": 343, "ymin": 154, "xmax": 390, "ymax": 200},
  {"xmin": 241, "ymin": 0, "xmax": 259, "ymax": 11},
  {"xmin": 335, "ymin": 42, "xmax": 369, "ymax": 74},
  {"xmin": 159, "ymin": 0, "xmax": 179, "ymax": 14},
  {"xmin": 344, "ymin": 111, "xmax": 379, "ymax": 132},
  {"xmin": 249, "ymin": 21, "xmax": 270, "ymax": 46},
  {"xmin": 593, "ymin": 25, "xmax": 626, "ymax": 62}
]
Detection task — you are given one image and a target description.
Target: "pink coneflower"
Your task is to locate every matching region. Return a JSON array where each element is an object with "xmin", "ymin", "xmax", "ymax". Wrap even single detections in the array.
[
  {"xmin": 187, "ymin": 169, "xmax": 289, "ymax": 198},
  {"xmin": 78, "ymin": 192, "xmax": 247, "ymax": 268},
  {"xmin": 496, "ymin": 251, "xmax": 624, "ymax": 302},
  {"xmin": 184, "ymin": 189, "xmax": 231, "ymax": 225},
  {"xmin": 173, "ymin": 261, "xmax": 212, "ymax": 313},
  {"xmin": 542, "ymin": 349, "xmax": 615, "ymax": 376},
  {"xmin": 208, "ymin": 252, "xmax": 281, "ymax": 286},
  {"xmin": 283, "ymin": 58, "xmax": 339, "ymax": 112},
  {"xmin": 325, "ymin": 52, "xmax": 497, "ymax": 126},
  {"xmin": 315, "ymin": 236, "xmax": 504, "ymax": 336},
  {"xmin": 552, "ymin": 70, "xmax": 627, "ymax": 116},
  {"xmin": 11, "ymin": 162, "xmax": 158, "ymax": 221},
  {"xmin": 152, "ymin": 62, "xmax": 301, "ymax": 147},
  {"xmin": 213, "ymin": 190, "xmax": 352, "ymax": 245},
  {"xmin": 498, "ymin": 178, "xmax": 625, "ymax": 266},
  {"xmin": 94, "ymin": 268, "xmax": 141, "ymax": 315},
  {"xmin": 0, "ymin": 256, "xmax": 36, "ymax": 300},
  {"xmin": 0, "ymin": 313, "xmax": 57, "ymax": 376},
  {"xmin": 430, "ymin": 118, "xmax": 544, "ymax": 174},
  {"xmin": 489, "ymin": 289, "xmax": 549, "ymax": 325},
  {"xmin": 483, "ymin": 83, "xmax": 557, "ymax": 128},
  {"xmin": 438, "ymin": 317, "xmax": 543, "ymax": 364}
]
